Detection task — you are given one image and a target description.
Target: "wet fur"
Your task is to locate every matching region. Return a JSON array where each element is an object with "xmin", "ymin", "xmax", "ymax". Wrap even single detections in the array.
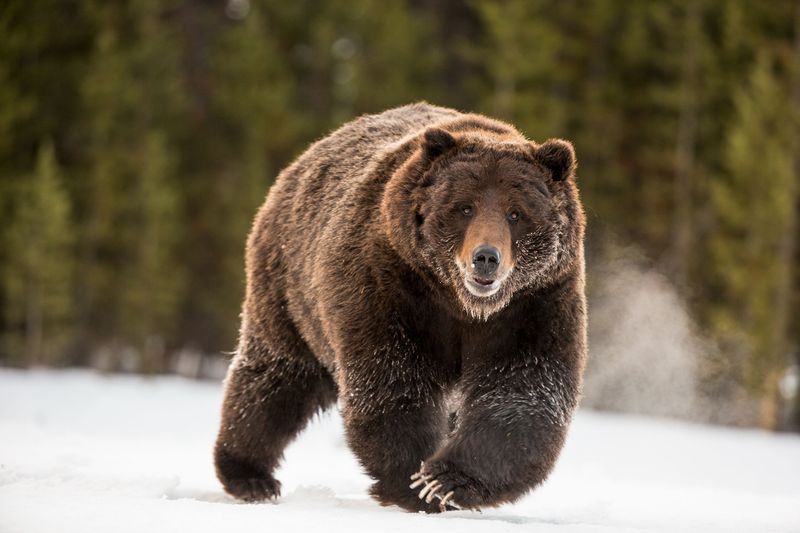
[{"xmin": 214, "ymin": 102, "xmax": 587, "ymax": 512}]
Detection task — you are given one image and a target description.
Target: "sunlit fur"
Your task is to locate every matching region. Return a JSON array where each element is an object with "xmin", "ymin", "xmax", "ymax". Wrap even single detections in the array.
[{"xmin": 214, "ymin": 102, "xmax": 587, "ymax": 513}]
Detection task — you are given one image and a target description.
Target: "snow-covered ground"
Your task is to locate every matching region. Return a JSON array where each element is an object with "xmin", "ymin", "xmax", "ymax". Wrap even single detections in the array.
[{"xmin": 0, "ymin": 369, "xmax": 798, "ymax": 533}]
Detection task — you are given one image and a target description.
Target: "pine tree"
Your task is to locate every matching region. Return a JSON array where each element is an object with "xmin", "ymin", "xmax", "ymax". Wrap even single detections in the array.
[
  {"xmin": 331, "ymin": 0, "xmax": 439, "ymax": 118},
  {"xmin": 176, "ymin": 2, "xmax": 296, "ymax": 351},
  {"xmin": 119, "ymin": 131, "xmax": 182, "ymax": 372},
  {"xmin": 81, "ymin": 0, "xmax": 186, "ymax": 368},
  {"xmin": 476, "ymin": 0, "xmax": 574, "ymax": 139},
  {"xmin": 2, "ymin": 141, "xmax": 74, "ymax": 365},
  {"xmin": 710, "ymin": 52, "xmax": 796, "ymax": 428},
  {"xmin": 671, "ymin": 1, "xmax": 705, "ymax": 290}
]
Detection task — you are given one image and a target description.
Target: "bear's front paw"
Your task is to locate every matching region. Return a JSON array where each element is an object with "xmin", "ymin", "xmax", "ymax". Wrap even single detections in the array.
[
  {"xmin": 215, "ymin": 449, "xmax": 281, "ymax": 502},
  {"xmin": 409, "ymin": 461, "xmax": 490, "ymax": 512},
  {"xmin": 223, "ymin": 475, "xmax": 281, "ymax": 502}
]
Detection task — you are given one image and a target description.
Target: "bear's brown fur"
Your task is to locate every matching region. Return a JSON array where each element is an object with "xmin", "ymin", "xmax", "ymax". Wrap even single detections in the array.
[{"xmin": 214, "ymin": 102, "xmax": 587, "ymax": 512}]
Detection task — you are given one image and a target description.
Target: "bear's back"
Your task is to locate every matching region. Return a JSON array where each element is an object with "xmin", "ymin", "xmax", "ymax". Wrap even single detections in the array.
[
  {"xmin": 250, "ymin": 103, "xmax": 462, "ymax": 367},
  {"xmin": 263, "ymin": 103, "xmax": 459, "ymax": 232}
]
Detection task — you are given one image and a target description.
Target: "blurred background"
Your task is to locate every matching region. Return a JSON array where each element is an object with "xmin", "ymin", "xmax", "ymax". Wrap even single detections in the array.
[{"xmin": 0, "ymin": 0, "xmax": 798, "ymax": 431}]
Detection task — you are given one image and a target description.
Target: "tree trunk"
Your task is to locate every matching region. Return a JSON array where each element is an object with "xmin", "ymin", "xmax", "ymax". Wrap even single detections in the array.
[
  {"xmin": 765, "ymin": 0, "xmax": 800, "ymax": 430},
  {"xmin": 25, "ymin": 282, "xmax": 43, "ymax": 365},
  {"xmin": 671, "ymin": 1, "xmax": 701, "ymax": 291}
]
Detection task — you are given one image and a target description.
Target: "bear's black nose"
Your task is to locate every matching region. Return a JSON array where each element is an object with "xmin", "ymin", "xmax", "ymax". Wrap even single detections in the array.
[{"xmin": 472, "ymin": 246, "xmax": 500, "ymax": 277}]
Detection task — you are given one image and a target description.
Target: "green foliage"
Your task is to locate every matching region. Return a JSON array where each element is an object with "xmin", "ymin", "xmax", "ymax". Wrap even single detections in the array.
[
  {"xmin": 118, "ymin": 131, "xmax": 183, "ymax": 369},
  {"xmin": 2, "ymin": 141, "xmax": 74, "ymax": 364},
  {"xmin": 79, "ymin": 0, "xmax": 187, "ymax": 367},
  {"xmin": 711, "ymin": 52, "xmax": 796, "ymax": 391},
  {"xmin": 478, "ymin": 0, "xmax": 576, "ymax": 137}
]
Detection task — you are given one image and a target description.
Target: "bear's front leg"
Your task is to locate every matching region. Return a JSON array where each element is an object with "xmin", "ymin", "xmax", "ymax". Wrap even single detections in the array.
[
  {"xmin": 411, "ymin": 352, "xmax": 581, "ymax": 511},
  {"xmin": 338, "ymin": 323, "xmax": 450, "ymax": 513}
]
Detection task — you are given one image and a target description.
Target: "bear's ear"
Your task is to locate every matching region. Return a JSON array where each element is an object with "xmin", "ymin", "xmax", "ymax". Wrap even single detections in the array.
[
  {"xmin": 533, "ymin": 139, "xmax": 576, "ymax": 181},
  {"xmin": 422, "ymin": 127, "xmax": 457, "ymax": 159}
]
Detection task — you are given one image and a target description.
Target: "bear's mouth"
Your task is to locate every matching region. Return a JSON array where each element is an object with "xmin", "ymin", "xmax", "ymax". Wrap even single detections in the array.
[
  {"xmin": 455, "ymin": 259, "xmax": 508, "ymax": 298},
  {"xmin": 465, "ymin": 275, "xmax": 501, "ymax": 297}
]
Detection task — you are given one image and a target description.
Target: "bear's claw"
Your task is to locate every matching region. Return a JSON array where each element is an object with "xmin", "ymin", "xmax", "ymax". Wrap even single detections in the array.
[
  {"xmin": 408, "ymin": 473, "xmax": 431, "ymax": 489},
  {"xmin": 439, "ymin": 490, "xmax": 455, "ymax": 508},
  {"xmin": 409, "ymin": 468, "xmax": 466, "ymax": 512},
  {"xmin": 419, "ymin": 479, "xmax": 441, "ymax": 501}
]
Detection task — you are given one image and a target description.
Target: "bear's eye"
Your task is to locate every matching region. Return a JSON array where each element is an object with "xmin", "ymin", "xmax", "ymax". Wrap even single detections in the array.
[
  {"xmin": 460, "ymin": 205, "xmax": 474, "ymax": 217},
  {"xmin": 508, "ymin": 211, "xmax": 520, "ymax": 223}
]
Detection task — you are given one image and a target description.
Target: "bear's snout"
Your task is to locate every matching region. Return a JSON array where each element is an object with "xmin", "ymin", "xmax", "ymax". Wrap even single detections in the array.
[
  {"xmin": 463, "ymin": 243, "xmax": 509, "ymax": 298},
  {"xmin": 459, "ymin": 207, "xmax": 512, "ymax": 298},
  {"xmin": 472, "ymin": 245, "xmax": 500, "ymax": 278}
]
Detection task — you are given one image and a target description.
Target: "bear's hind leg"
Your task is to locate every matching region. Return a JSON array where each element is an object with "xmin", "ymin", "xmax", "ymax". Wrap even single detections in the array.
[{"xmin": 214, "ymin": 320, "xmax": 336, "ymax": 502}]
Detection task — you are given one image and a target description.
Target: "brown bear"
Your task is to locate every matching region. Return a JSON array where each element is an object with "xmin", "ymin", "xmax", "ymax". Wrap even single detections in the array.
[{"xmin": 214, "ymin": 102, "xmax": 587, "ymax": 513}]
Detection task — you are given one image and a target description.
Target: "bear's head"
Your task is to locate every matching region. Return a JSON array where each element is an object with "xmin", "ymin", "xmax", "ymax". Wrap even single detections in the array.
[{"xmin": 382, "ymin": 124, "xmax": 584, "ymax": 320}]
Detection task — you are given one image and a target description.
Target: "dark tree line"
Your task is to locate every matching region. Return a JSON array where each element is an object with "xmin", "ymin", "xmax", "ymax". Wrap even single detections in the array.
[{"xmin": 1, "ymin": 0, "xmax": 798, "ymax": 429}]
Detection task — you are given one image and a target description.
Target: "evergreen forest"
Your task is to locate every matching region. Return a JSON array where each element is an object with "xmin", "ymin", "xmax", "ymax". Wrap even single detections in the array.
[{"xmin": 1, "ymin": 0, "xmax": 798, "ymax": 430}]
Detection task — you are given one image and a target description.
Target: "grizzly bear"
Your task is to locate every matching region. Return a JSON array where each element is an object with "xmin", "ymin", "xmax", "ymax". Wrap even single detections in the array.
[{"xmin": 214, "ymin": 102, "xmax": 587, "ymax": 513}]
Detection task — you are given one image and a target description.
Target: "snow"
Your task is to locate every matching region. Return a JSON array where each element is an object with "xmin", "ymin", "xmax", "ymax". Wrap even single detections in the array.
[{"xmin": 1, "ymin": 369, "xmax": 798, "ymax": 533}]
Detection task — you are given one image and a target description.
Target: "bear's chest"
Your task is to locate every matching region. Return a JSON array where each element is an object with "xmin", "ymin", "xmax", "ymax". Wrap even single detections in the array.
[{"xmin": 415, "ymin": 308, "xmax": 522, "ymax": 383}]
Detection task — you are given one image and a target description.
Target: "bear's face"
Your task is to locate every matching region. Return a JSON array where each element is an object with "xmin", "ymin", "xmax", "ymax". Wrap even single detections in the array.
[{"xmin": 382, "ymin": 127, "xmax": 583, "ymax": 320}]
